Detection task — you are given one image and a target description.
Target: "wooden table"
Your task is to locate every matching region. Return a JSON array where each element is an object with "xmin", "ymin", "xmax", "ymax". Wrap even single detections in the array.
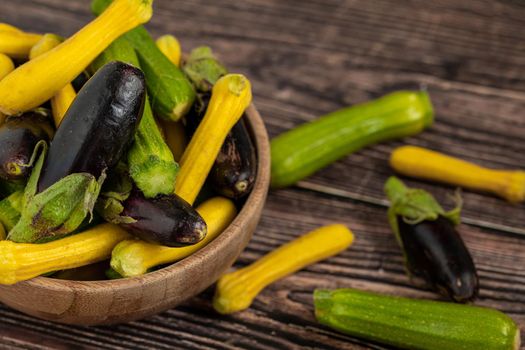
[{"xmin": 1, "ymin": 1, "xmax": 524, "ymax": 349}]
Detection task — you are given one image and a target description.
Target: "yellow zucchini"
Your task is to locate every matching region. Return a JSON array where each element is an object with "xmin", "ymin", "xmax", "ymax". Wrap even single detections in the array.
[
  {"xmin": 110, "ymin": 196, "xmax": 237, "ymax": 277},
  {"xmin": 159, "ymin": 119, "xmax": 187, "ymax": 162},
  {"xmin": 0, "ymin": 29, "xmax": 42, "ymax": 59},
  {"xmin": 175, "ymin": 74, "xmax": 252, "ymax": 204},
  {"xmin": 0, "ymin": 223, "xmax": 131, "ymax": 285},
  {"xmin": 156, "ymin": 34, "xmax": 181, "ymax": 67},
  {"xmin": 0, "ymin": 23, "xmax": 21, "ymax": 33},
  {"xmin": 50, "ymin": 84, "xmax": 76, "ymax": 127},
  {"xmin": 29, "ymin": 34, "xmax": 76, "ymax": 127},
  {"xmin": 0, "ymin": 0, "xmax": 154, "ymax": 115},
  {"xmin": 213, "ymin": 224, "xmax": 355, "ymax": 314},
  {"xmin": 28, "ymin": 33, "xmax": 62, "ymax": 60},
  {"xmin": 0, "ymin": 53, "xmax": 14, "ymax": 80},
  {"xmin": 390, "ymin": 146, "xmax": 525, "ymax": 203}
]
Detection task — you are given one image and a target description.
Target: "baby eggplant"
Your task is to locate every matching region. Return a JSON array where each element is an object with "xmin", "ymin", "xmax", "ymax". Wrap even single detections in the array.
[
  {"xmin": 385, "ymin": 176, "xmax": 479, "ymax": 302},
  {"xmin": 186, "ymin": 93, "xmax": 257, "ymax": 199},
  {"xmin": 0, "ymin": 110, "xmax": 53, "ymax": 181},
  {"xmin": 8, "ymin": 61, "xmax": 145, "ymax": 243},
  {"xmin": 97, "ymin": 165, "xmax": 207, "ymax": 247},
  {"xmin": 38, "ymin": 61, "xmax": 145, "ymax": 192},
  {"xmin": 119, "ymin": 190, "xmax": 207, "ymax": 247}
]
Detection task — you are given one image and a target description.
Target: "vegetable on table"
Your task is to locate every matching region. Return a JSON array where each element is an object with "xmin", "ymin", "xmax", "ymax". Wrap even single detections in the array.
[
  {"xmin": 390, "ymin": 145, "xmax": 525, "ymax": 203},
  {"xmin": 110, "ymin": 196, "xmax": 236, "ymax": 277},
  {"xmin": 385, "ymin": 176, "xmax": 478, "ymax": 302},
  {"xmin": 0, "ymin": 53, "xmax": 14, "ymax": 80},
  {"xmin": 270, "ymin": 91, "xmax": 434, "ymax": 188},
  {"xmin": 90, "ymin": 34, "xmax": 179, "ymax": 198},
  {"xmin": 8, "ymin": 62, "xmax": 145, "ymax": 243},
  {"xmin": 29, "ymin": 34, "xmax": 76, "ymax": 127},
  {"xmin": 314, "ymin": 288, "xmax": 520, "ymax": 350},
  {"xmin": 159, "ymin": 119, "xmax": 187, "ymax": 162},
  {"xmin": 183, "ymin": 46, "xmax": 228, "ymax": 92},
  {"xmin": 0, "ymin": 23, "xmax": 22, "ymax": 33},
  {"xmin": 98, "ymin": 184, "xmax": 206, "ymax": 247},
  {"xmin": 0, "ymin": 28, "xmax": 42, "ymax": 59},
  {"xmin": 213, "ymin": 224, "xmax": 354, "ymax": 314},
  {"xmin": 176, "ymin": 74, "xmax": 252, "ymax": 205},
  {"xmin": 92, "ymin": 0, "xmax": 196, "ymax": 121},
  {"xmin": 0, "ymin": 110, "xmax": 53, "ymax": 181},
  {"xmin": 183, "ymin": 49, "xmax": 258, "ymax": 199},
  {"xmin": 0, "ymin": 223, "xmax": 131, "ymax": 285},
  {"xmin": 156, "ymin": 34, "xmax": 181, "ymax": 67},
  {"xmin": 0, "ymin": 191, "xmax": 23, "ymax": 232},
  {"xmin": 0, "ymin": 0, "xmax": 153, "ymax": 115}
]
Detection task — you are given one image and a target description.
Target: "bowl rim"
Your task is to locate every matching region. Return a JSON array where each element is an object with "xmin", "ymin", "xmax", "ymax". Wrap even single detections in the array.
[{"xmin": 14, "ymin": 103, "xmax": 270, "ymax": 291}]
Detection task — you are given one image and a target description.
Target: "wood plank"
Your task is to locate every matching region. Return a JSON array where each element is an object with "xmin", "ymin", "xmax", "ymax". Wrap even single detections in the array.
[
  {"xmin": 1, "ymin": 189, "xmax": 524, "ymax": 349},
  {"xmin": 0, "ymin": 0, "xmax": 524, "ymax": 349}
]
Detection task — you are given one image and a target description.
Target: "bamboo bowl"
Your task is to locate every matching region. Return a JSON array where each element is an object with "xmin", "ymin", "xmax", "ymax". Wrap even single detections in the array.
[{"xmin": 0, "ymin": 104, "xmax": 270, "ymax": 325}]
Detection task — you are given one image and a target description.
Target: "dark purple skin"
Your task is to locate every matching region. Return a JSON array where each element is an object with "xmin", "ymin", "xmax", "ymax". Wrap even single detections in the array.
[
  {"xmin": 397, "ymin": 215, "xmax": 479, "ymax": 302},
  {"xmin": 0, "ymin": 112, "xmax": 53, "ymax": 181},
  {"xmin": 120, "ymin": 190, "xmax": 207, "ymax": 247},
  {"xmin": 37, "ymin": 61, "xmax": 145, "ymax": 193},
  {"xmin": 211, "ymin": 118, "xmax": 257, "ymax": 199},
  {"xmin": 186, "ymin": 93, "xmax": 257, "ymax": 199}
]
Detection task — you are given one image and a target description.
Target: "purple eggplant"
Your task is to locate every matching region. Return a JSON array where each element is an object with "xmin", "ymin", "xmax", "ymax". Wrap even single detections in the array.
[
  {"xmin": 397, "ymin": 215, "xmax": 479, "ymax": 302},
  {"xmin": 7, "ymin": 61, "xmax": 145, "ymax": 243},
  {"xmin": 186, "ymin": 93, "xmax": 257, "ymax": 199},
  {"xmin": 37, "ymin": 61, "xmax": 145, "ymax": 192},
  {"xmin": 0, "ymin": 110, "xmax": 53, "ymax": 181},
  {"xmin": 385, "ymin": 176, "xmax": 479, "ymax": 302},
  {"xmin": 119, "ymin": 190, "xmax": 206, "ymax": 247}
]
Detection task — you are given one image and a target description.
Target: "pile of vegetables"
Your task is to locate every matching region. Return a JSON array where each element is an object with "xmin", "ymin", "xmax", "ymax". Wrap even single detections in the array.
[
  {"xmin": 0, "ymin": 1, "xmax": 522, "ymax": 349},
  {"xmin": 0, "ymin": 0, "xmax": 255, "ymax": 283}
]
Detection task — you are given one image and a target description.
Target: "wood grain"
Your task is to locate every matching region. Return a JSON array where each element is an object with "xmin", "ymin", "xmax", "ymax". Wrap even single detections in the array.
[{"xmin": 1, "ymin": 0, "xmax": 524, "ymax": 348}]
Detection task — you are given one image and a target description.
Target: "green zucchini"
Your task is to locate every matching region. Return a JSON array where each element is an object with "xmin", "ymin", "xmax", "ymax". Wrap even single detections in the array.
[
  {"xmin": 91, "ymin": 0, "xmax": 195, "ymax": 121},
  {"xmin": 314, "ymin": 289, "xmax": 520, "ymax": 350},
  {"xmin": 0, "ymin": 190, "xmax": 22, "ymax": 231},
  {"xmin": 91, "ymin": 37, "xmax": 179, "ymax": 198},
  {"xmin": 270, "ymin": 91, "xmax": 433, "ymax": 188}
]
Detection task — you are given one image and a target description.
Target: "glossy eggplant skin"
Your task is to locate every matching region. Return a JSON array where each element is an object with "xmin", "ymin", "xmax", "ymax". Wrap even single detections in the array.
[
  {"xmin": 211, "ymin": 119, "xmax": 257, "ymax": 198},
  {"xmin": 0, "ymin": 112, "xmax": 53, "ymax": 181},
  {"xmin": 120, "ymin": 190, "xmax": 207, "ymax": 247},
  {"xmin": 397, "ymin": 215, "xmax": 479, "ymax": 302},
  {"xmin": 186, "ymin": 93, "xmax": 257, "ymax": 199},
  {"xmin": 37, "ymin": 61, "xmax": 145, "ymax": 192}
]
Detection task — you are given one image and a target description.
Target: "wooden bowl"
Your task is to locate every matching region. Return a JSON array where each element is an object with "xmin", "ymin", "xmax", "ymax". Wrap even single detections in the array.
[{"xmin": 0, "ymin": 105, "xmax": 270, "ymax": 325}]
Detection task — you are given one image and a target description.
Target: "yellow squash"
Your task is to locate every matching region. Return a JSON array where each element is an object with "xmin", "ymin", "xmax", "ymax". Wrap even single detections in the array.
[
  {"xmin": 213, "ymin": 224, "xmax": 355, "ymax": 314},
  {"xmin": 0, "ymin": 23, "xmax": 21, "ymax": 33},
  {"xmin": 0, "ymin": 224, "xmax": 131, "ymax": 285},
  {"xmin": 159, "ymin": 119, "xmax": 187, "ymax": 162},
  {"xmin": 156, "ymin": 34, "xmax": 181, "ymax": 67},
  {"xmin": 111, "ymin": 196, "xmax": 237, "ymax": 277},
  {"xmin": 0, "ymin": 53, "xmax": 14, "ymax": 80},
  {"xmin": 0, "ymin": 28, "xmax": 42, "ymax": 58},
  {"xmin": 0, "ymin": 0, "xmax": 154, "ymax": 115},
  {"xmin": 390, "ymin": 145, "xmax": 525, "ymax": 203},
  {"xmin": 29, "ymin": 34, "xmax": 77, "ymax": 127},
  {"xmin": 175, "ymin": 74, "xmax": 252, "ymax": 204},
  {"xmin": 0, "ymin": 53, "xmax": 14, "ymax": 124}
]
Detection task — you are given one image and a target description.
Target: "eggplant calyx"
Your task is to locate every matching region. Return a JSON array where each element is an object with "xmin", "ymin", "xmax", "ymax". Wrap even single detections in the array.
[
  {"xmin": 385, "ymin": 176, "xmax": 463, "ymax": 241},
  {"xmin": 7, "ymin": 171, "xmax": 105, "ymax": 243},
  {"xmin": 7, "ymin": 141, "xmax": 106, "ymax": 242},
  {"xmin": 96, "ymin": 196, "xmax": 137, "ymax": 225},
  {"xmin": 182, "ymin": 46, "xmax": 227, "ymax": 93}
]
